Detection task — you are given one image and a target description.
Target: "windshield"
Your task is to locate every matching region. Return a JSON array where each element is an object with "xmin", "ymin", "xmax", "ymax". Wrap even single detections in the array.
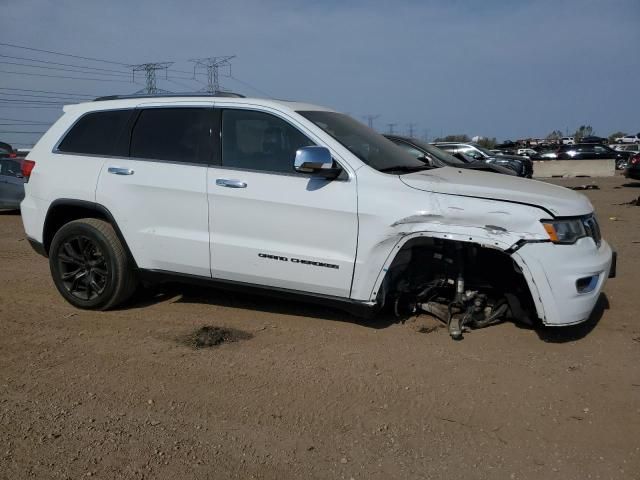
[
  {"xmin": 472, "ymin": 144, "xmax": 495, "ymax": 157},
  {"xmin": 297, "ymin": 111, "xmax": 425, "ymax": 172},
  {"xmin": 404, "ymin": 138, "xmax": 466, "ymax": 166}
]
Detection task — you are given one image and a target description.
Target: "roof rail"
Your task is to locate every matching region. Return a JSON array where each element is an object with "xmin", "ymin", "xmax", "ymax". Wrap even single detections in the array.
[{"xmin": 93, "ymin": 92, "xmax": 246, "ymax": 101}]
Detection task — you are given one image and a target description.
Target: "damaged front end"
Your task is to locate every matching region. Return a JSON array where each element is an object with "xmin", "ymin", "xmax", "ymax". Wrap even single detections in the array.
[
  {"xmin": 355, "ymin": 169, "xmax": 612, "ymax": 340},
  {"xmin": 378, "ymin": 236, "xmax": 537, "ymax": 340}
]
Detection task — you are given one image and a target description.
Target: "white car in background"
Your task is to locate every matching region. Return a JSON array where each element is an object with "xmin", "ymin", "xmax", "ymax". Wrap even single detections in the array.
[
  {"xmin": 614, "ymin": 134, "xmax": 640, "ymax": 144},
  {"xmin": 614, "ymin": 144, "xmax": 640, "ymax": 154},
  {"xmin": 516, "ymin": 148, "xmax": 538, "ymax": 157},
  {"xmin": 561, "ymin": 137, "xmax": 575, "ymax": 145}
]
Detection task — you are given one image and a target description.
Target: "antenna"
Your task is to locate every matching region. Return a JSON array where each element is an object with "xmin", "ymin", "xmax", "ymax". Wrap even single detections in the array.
[
  {"xmin": 190, "ymin": 56, "xmax": 236, "ymax": 93},
  {"xmin": 130, "ymin": 62, "xmax": 173, "ymax": 94}
]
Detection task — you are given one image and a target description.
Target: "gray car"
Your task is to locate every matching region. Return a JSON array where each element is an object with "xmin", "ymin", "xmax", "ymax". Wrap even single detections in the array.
[
  {"xmin": 0, "ymin": 157, "xmax": 26, "ymax": 210},
  {"xmin": 433, "ymin": 142, "xmax": 534, "ymax": 178}
]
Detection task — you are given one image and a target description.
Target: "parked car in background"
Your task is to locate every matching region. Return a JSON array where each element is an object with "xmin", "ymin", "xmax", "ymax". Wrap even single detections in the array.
[
  {"xmin": 556, "ymin": 143, "xmax": 631, "ymax": 169},
  {"xmin": 433, "ymin": 142, "xmax": 533, "ymax": 178},
  {"xmin": 614, "ymin": 134, "xmax": 640, "ymax": 144},
  {"xmin": 516, "ymin": 148, "xmax": 539, "ymax": 158},
  {"xmin": 614, "ymin": 144, "xmax": 640, "ymax": 155},
  {"xmin": 1, "ymin": 141, "xmax": 18, "ymax": 159},
  {"xmin": 561, "ymin": 137, "xmax": 575, "ymax": 145},
  {"xmin": 494, "ymin": 141, "xmax": 516, "ymax": 148},
  {"xmin": 385, "ymin": 135, "xmax": 517, "ymax": 176},
  {"xmin": 0, "ymin": 156, "xmax": 26, "ymax": 210},
  {"xmin": 581, "ymin": 136, "xmax": 607, "ymax": 144},
  {"xmin": 624, "ymin": 153, "xmax": 640, "ymax": 180},
  {"xmin": 534, "ymin": 146, "xmax": 558, "ymax": 159}
]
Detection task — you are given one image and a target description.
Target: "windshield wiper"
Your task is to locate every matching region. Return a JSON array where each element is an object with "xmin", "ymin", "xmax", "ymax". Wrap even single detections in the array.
[{"xmin": 378, "ymin": 165, "xmax": 434, "ymax": 173}]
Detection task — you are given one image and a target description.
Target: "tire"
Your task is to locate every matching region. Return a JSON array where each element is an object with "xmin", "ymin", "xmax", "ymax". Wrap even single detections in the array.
[{"xmin": 49, "ymin": 218, "xmax": 137, "ymax": 310}]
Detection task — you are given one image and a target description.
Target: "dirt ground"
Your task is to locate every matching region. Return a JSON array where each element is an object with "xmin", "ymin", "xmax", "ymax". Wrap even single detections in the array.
[{"xmin": 1, "ymin": 176, "xmax": 639, "ymax": 480}]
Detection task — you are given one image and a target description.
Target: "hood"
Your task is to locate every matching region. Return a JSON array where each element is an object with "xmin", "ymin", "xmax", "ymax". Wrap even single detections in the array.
[
  {"xmin": 400, "ymin": 167, "xmax": 593, "ymax": 217},
  {"xmin": 491, "ymin": 154, "xmax": 525, "ymax": 161},
  {"xmin": 461, "ymin": 162, "xmax": 517, "ymax": 176}
]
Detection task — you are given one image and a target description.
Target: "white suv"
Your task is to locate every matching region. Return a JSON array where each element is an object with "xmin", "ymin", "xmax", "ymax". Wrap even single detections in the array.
[
  {"xmin": 614, "ymin": 134, "xmax": 640, "ymax": 144},
  {"xmin": 20, "ymin": 94, "xmax": 615, "ymax": 338}
]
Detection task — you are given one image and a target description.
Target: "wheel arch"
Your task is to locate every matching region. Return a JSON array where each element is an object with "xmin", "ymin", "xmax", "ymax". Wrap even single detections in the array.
[
  {"xmin": 367, "ymin": 230, "xmax": 544, "ymax": 324},
  {"xmin": 368, "ymin": 230, "xmax": 517, "ymax": 302},
  {"xmin": 42, "ymin": 199, "xmax": 138, "ymax": 268}
]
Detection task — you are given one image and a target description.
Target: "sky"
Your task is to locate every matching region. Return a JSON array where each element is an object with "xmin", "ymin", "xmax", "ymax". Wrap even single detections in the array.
[{"xmin": 1, "ymin": 0, "xmax": 639, "ymax": 147}]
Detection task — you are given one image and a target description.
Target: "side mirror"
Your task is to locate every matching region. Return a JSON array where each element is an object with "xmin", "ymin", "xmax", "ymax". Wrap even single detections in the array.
[
  {"xmin": 417, "ymin": 153, "xmax": 432, "ymax": 166},
  {"xmin": 294, "ymin": 146, "xmax": 342, "ymax": 179}
]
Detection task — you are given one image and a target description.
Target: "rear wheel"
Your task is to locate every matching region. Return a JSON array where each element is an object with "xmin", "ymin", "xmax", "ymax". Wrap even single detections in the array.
[{"xmin": 49, "ymin": 218, "xmax": 137, "ymax": 310}]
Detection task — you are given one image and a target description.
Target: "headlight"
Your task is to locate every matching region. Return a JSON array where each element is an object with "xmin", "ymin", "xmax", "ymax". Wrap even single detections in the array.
[{"xmin": 542, "ymin": 219, "xmax": 586, "ymax": 244}]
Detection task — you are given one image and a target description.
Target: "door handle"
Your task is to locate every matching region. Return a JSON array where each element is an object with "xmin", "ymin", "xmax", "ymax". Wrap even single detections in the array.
[
  {"xmin": 216, "ymin": 178, "xmax": 247, "ymax": 188},
  {"xmin": 108, "ymin": 167, "xmax": 134, "ymax": 176}
]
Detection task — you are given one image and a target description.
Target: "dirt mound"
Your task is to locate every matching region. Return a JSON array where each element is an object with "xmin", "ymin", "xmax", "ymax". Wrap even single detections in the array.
[{"xmin": 183, "ymin": 325, "xmax": 253, "ymax": 348}]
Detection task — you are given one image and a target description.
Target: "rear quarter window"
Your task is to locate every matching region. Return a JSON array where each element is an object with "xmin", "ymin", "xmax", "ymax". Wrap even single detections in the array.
[
  {"xmin": 57, "ymin": 110, "xmax": 132, "ymax": 156},
  {"xmin": 129, "ymin": 108, "xmax": 212, "ymax": 164}
]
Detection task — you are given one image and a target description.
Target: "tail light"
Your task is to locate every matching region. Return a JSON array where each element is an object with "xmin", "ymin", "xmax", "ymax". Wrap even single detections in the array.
[
  {"xmin": 631, "ymin": 154, "xmax": 640, "ymax": 165},
  {"xmin": 9, "ymin": 152, "xmax": 17, "ymax": 158},
  {"xmin": 21, "ymin": 160, "xmax": 35, "ymax": 181}
]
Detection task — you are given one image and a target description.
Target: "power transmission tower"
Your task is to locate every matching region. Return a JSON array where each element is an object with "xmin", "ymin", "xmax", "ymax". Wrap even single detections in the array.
[
  {"xmin": 407, "ymin": 123, "xmax": 418, "ymax": 137},
  {"xmin": 363, "ymin": 114, "xmax": 379, "ymax": 130},
  {"xmin": 130, "ymin": 62, "xmax": 173, "ymax": 94},
  {"xmin": 190, "ymin": 56, "xmax": 236, "ymax": 94},
  {"xmin": 386, "ymin": 123, "xmax": 397, "ymax": 135}
]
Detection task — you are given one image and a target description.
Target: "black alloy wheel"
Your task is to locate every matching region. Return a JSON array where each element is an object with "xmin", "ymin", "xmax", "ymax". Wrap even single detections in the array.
[
  {"xmin": 49, "ymin": 218, "xmax": 137, "ymax": 310},
  {"xmin": 57, "ymin": 235, "xmax": 109, "ymax": 301}
]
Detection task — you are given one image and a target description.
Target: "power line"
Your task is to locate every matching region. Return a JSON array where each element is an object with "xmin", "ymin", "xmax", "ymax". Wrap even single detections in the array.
[
  {"xmin": 0, "ymin": 101, "xmax": 63, "ymax": 106},
  {"xmin": 0, "ymin": 69, "xmax": 137, "ymax": 83},
  {"xmin": 386, "ymin": 123, "xmax": 397, "ymax": 134},
  {"xmin": 161, "ymin": 77, "xmax": 198, "ymax": 92},
  {"xmin": 0, "ymin": 105, "xmax": 62, "ymax": 109},
  {"xmin": 227, "ymin": 74, "xmax": 272, "ymax": 98},
  {"xmin": 0, "ymin": 41, "xmax": 130, "ymax": 66},
  {"xmin": 0, "ymin": 91, "xmax": 88, "ymax": 101},
  {"xmin": 0, "ymin": 87, "xmax": 94, "ymax": 97},
  {"xmin": 0, "ymin": 117, "xmax": 52, "ymax": 123},
  {"xmin": 0, "ymin": 97, "xmax": 65, "ymax": 104},
  {"xmin": 0, "ymin": 54, "xmax": 131, "ymax": 75},
  {"xmin": 0, "ymin": 122, "xmax": 52, "ymax": 126},
  {"xmin": 0, "ymin": 131, "xmax": 47, "ymax": 134},
  {"xmin": 0, "ymin": 60, "xmax": 132, "ymax": 78}
]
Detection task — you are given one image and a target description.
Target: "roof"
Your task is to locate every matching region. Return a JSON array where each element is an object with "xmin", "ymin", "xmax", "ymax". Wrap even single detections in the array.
[
  {"xmin": 63, "ymin": 94, "xmax": 332, "ymax": 115},
  {"xmin": 93, "ymin": 92, "xmax": 246, "ymax": 101}
]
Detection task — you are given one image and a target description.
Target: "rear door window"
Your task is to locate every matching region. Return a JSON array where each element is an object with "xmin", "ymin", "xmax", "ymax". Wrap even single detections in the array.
[
  {"xmin": 130, "ymin": 108, "xmax": 212, "ymax": 164},
  {"xmin": 57, "ymin": 110, "xmax": 132, "ymax": 155}
]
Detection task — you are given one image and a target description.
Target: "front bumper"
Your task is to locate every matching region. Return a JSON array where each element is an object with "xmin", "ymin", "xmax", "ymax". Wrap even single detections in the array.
[{"xmin": 512, "ymin": 238, "xmax": 614, "ymax": 326}]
